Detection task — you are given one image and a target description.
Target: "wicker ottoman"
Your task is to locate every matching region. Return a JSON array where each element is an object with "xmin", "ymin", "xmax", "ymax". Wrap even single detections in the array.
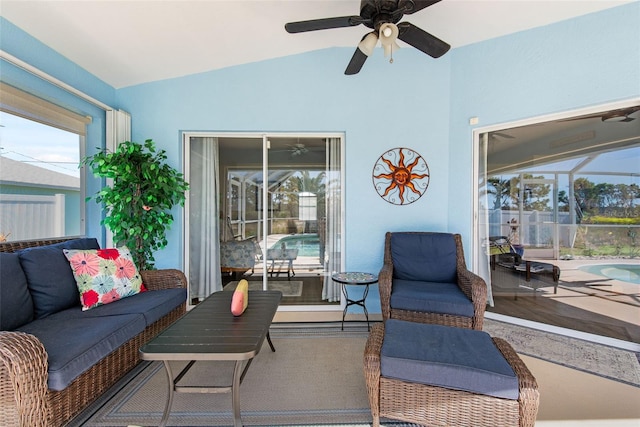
[{"xmin": 363, "ymin": 321, "xmax": 539, "ymax": 427}]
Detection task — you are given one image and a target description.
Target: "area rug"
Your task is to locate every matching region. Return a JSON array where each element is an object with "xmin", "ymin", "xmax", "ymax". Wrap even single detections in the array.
[
  {"xmin": 74, "ymin": 323, "xmax": 640, "ymax": 427},
  {"xmin": 226, "ymin": 280, "xmax": 303, "ymax": 297},
  {"xmin": 75, "ymin": 327, "xmax": 372, "ymax": 426},
  {"xmin": 484, "ymin": 318, "xmax": 640, "ymax": 388}
]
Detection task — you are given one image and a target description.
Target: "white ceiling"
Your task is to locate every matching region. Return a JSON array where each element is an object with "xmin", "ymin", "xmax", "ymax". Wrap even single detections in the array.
[{"xmin": 1, "ymin": 0, "xmax": 634, "ymax": 88}]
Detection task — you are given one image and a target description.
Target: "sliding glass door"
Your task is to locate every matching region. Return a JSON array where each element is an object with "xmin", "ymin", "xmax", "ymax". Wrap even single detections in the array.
[
  {"xmin": 184, "ymin": 133, "xmax": 343, "ymax": 309},
  {"xmin": 474, "ymin": 102, "xmax": 640, "ymax": 345}
]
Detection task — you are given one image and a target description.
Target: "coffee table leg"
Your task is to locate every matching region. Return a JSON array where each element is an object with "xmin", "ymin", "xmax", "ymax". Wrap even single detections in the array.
[
  {"xmin": 160, "ymin": 361, "xmax": 174, "ymax": 427},
  {"xmin": 266, "ymin": 332, "xmax": 276, "ymax": 352},
  {"xmin": 232, "ymin": 360, "xmax": 244, "ymax": 427}
]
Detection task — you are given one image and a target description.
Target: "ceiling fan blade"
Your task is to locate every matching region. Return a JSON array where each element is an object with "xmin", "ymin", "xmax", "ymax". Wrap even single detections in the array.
[
  {"xmin": 345, "ymin": 47, "xmax": 369, "ymax": 75},
  {"xmin": 399, "ymin": 0, "xmax": 442, "ymax": 15},
  {"xmin": 285, "ymin": 16, "xmax": 364, "ymax": 33},
  {"xmin": 560, "ymin": 106, "xmax": 640, "ymax": 122},
  {"xmin": 397, "ymin": 21, "xmax": 450, "ymax": 58}
]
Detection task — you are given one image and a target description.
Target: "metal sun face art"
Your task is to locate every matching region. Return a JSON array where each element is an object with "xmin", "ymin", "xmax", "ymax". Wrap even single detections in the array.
[{"xmin": 372, "ymin": 148, "xmax": 430, "ymax": 205}]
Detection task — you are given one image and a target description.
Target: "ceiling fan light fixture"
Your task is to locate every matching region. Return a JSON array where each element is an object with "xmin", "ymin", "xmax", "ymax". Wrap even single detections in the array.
[
  {"xmin": 379, "ymin": 23, "xmax": 400, "ymax": 59},
  {"xmin": 358, "ymin": 32, "xmax": 379, "ymax": 56}
]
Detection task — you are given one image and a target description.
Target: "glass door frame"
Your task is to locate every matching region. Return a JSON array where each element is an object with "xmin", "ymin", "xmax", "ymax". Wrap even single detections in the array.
[
  {"xmin": 183, "ymin": 131, "xmax": 346, "ymax": 313},
  {"xmin": 471, "ymin": 100, "xmax": 640, "ymax": 351}
]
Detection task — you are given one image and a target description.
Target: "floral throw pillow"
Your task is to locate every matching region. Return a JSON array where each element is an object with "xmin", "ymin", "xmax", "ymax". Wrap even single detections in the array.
[{"xmin": 63, "ymin": 246, "xmax": 147, "ymax": 310}]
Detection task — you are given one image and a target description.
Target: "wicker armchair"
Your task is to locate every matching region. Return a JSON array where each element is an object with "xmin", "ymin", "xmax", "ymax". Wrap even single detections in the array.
[
  {"xmin": 379, "ymin": 231, "xmax": 487, "ymax": 330},
  {"xmin": 363, "ymin": 322, "xmax": 540, "ymax": 427},
  {"xmin": 0, "ymin": 237, "xmax": 187, "ymax": 427}
]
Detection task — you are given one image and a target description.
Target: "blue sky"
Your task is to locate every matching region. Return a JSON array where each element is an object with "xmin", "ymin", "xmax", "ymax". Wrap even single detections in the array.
[{"xmin": 0, "ymin": 111, "xmax": 80, "ymax": 177}]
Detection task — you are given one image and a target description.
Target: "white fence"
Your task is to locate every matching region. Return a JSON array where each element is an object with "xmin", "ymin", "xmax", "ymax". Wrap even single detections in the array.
[
  {"xmin": 490, "ymin": 209, "xmax": 639, "ymax": 258},
  {"xmin": 0, "ymin": 194, "xmax": 65, "ymax": 240},
  {"xmin": 490, "ymin": 210, "xmax": 569, "ymax": 247}
]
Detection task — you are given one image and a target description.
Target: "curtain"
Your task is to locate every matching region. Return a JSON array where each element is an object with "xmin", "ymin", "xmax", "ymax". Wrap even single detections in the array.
[
  {"xmin": 477, "ymin": 133, "xmax": 494, "ymax": 306},
  {"xmin": 105, "ymin": 109, "xmax": 131, "ymax": 248},
  {"xmin": 322, "ymin": 137, "xmax": 342, "ymax": 302},
  {"xmin": 189, "ymin": 137, "xmax": 222, "ymax": 300}
]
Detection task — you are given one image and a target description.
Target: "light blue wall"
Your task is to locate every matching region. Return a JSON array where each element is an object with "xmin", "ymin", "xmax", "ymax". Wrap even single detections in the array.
[
  {"xmin": 117, "ymin": 3, "xmax": 640, "ymax": 275},
  {"xmin": 2, "ymin": 4, "xmax": 639, "ymax": 313},
  {"xmin": 448, "ymin": 3, "xmax": 640, "ymax": 252},
  {"xmin": 116, "ymin": 47, "xmax": 452, "ymax": 272},
  {"xmin": 0, "ymin": 17, "xmax": 118, "ymax": 243}
]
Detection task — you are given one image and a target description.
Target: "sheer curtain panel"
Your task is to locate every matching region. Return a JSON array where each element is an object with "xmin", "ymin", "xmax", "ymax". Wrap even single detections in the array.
[
  {"xmin": 322, "ymin": 137, "xmax": 343, "ymax": 302},
  {"xmin": 188, "ymin": 137, "xmax": 222, "ymax": 300}
]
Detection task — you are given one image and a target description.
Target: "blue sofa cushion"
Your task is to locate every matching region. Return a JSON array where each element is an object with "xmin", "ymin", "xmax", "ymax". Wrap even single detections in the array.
[
  {"xmin": 390, "ymin": 279, "xmax": 474, "ymax": 317},
  {"xmin": 0, "ymin": 252, "xmax": 34, "ymax": 330},
  {"xmin": 16, "ymin": 310, "xmax": 145, "ymax": 390},
  {"xmin": 58, "ymin": 288, "xmax": 186, "ymax": 326},
  {"xmin": 381, "ymin": 320, "xmax": 519, "ymax": 400},
  {"xmin": 391, "ymin": 233, "xmax": 457, "ymax": 283},
  {"xmin": 17, "ymin": 238, "xmax": 100, "ymax": 318}
]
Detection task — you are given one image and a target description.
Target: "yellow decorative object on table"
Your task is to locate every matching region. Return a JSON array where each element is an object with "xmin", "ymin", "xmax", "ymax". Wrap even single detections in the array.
[{"xmin": 231, "ymin": 279, "xmax": 249, "ymax": 316}]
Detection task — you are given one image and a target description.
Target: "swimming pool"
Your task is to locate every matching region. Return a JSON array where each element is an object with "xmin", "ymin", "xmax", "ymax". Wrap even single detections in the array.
[
  {"xmin": 577, "ymin": 264, "xmax": 640, "ymax": 284},
  {"xmin": 270, "ymin": 233, "xmax": 320, "ymax": 257}
]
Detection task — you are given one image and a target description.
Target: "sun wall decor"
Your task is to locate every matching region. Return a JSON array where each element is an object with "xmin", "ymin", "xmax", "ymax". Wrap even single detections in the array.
[{"xmin": 372, "ymin": 147, "xmax": 430, "ymax": 205}]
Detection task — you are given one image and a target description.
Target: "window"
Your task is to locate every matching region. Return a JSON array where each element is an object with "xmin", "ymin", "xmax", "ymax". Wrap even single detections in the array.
[{"xmin": 0, "ymin": 83, "xmax": 89, "ymax": 241}]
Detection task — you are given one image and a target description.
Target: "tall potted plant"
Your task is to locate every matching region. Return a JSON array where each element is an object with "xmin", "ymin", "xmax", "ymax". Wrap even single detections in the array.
[{"xmin": 84, "ymin": 139, "xmax": 189, "ymax": 269}]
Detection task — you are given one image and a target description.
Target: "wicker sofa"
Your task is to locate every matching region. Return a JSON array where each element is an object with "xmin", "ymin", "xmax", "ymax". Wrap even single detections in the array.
[{"xmin": 0, "ymin": 237, "xmax": 187, "ymax": 427}]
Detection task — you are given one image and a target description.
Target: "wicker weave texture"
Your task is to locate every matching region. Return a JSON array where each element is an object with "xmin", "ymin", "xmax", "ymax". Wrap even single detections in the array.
[
  {"xmin": 364, "ymin": 323, "xmax": 539, "ymax": 427},
  {"xmin": 390, "ymin": 309, "xmax": 473, "ymax": 328},
  {"xmin": 0, "ymin": 332, "xmax": 49, "ymax": 427},
  {"xmin": 378, "ymin": 232, "xmax": 487, "ymax": 330},
  {"xmin": 0, "ymin": 237, "xmax": 187, "ymax": 427}
]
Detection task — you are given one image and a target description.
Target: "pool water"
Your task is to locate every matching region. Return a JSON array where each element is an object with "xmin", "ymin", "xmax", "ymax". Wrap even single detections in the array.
[
  {"xmin": 578, "ymin": 264, "xmax": 640, "ymax": 284},
  {"xmin": 270, "ymin": 233, "xmax": 320, "ymax": 257}
]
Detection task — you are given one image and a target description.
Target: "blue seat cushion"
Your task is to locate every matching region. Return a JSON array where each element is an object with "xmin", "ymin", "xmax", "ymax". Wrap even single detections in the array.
[
  {"xmin": 390, "ymin": 279, "xmax": 474, "ymax": 318},
  {"xmin": 0, "ymin": 252, "xmax": 34, "ymax": 330},
  {"xmin": 391, "ymin": 232, "xmax": 457, "ymax": 283},
  {"xmin": 16, "ymin": 311, "xmax": 145, "ymax": 390},
  {"xmin": 17, "ymin": 238, "xmax": 100, "ymax": 318},
  {"xmin": 381, "ymin": 320, "xmax": 519, "ymax": 400},
  {"xmin": 65, "ymin": 288, "xmax": 186, "ymax": 326},
  {"xmin": 38, "ymin": 288, "xmax": 187, "ymax": 327}
]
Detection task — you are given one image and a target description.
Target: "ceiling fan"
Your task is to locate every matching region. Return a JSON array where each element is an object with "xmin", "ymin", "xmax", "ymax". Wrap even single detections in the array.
[
  {"xmin": 288, "ymin": 143, "xmax": 309, "ymax": 156},
  {"xmin": 564, "ymin": 106, "xmax": 640, "ymax": 123},
  {"xmin": 268, "ymin": 142, "xmax": 316, "ymax": 157},
  {"xmin": 284, "ymin": 0, "xmax": 450, "ymax": 75}
]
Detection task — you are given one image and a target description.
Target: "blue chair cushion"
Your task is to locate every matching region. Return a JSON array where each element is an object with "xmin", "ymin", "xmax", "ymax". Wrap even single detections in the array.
[
  {"xmin": 0, "ymin": 252, "xmax": 34, "ymax": 330},
  {"xmin": 390, "ymin": 279, "xmax": 474, "ymax": 318},
  {"xmin": 17, "ymin": 238, "xmax": 100, "ymax": 319},
  {"xmin": 391, "ymin": 233, "xmax": 457, "ymax": 283},
  {"xmin": 381, "ymin": 319, "xmax": 519, "ymax": 400},
  {"xmin": 16, "ymin": 310, "xmax": 145, "ymax": 390}
]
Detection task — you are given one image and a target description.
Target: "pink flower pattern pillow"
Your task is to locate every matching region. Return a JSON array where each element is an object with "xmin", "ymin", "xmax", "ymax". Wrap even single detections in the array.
[{"xmin": 63, "ymin": 246, "xmax": 146, "ymax": 310}]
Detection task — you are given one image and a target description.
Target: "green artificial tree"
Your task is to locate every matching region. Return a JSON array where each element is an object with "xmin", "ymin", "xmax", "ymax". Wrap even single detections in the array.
[{"xmin": 84, "ymin": 139, "xmax": 189, "ymax": 269}]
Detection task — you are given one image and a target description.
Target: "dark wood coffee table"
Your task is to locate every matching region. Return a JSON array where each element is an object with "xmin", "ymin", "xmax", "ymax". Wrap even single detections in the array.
[{"xmin": 140, "ymin": 290, "xmax": 282, "ymax": 427}]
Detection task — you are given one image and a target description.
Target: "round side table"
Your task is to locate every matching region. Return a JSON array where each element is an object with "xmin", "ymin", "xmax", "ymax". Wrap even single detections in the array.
[{"xmin": 331, "ymin": 272, "xmax": 378, "ymax": 331}]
